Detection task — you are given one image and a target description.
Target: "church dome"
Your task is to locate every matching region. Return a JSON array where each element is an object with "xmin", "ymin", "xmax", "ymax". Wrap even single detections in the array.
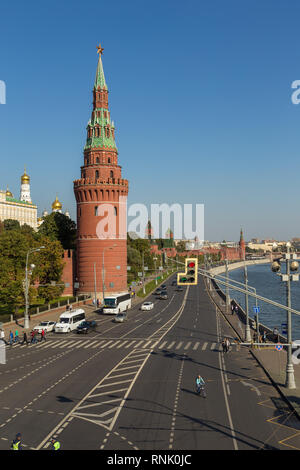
[
  {"xmin": 52, "ymin": 196, "xmax": 62, "ymax": 211},
  {"xmin": 6, "ymin": 188, "xmax": 13, "ymax": 197},
  {"xmin": 21, "ymin": 168, "xmax": 30, "ymax": 184}
]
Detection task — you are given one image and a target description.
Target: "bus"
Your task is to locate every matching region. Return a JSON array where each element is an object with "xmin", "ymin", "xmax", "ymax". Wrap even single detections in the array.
[
  {"xmin": 102, "ymin": 293, "xmax": 131, "ymax": 314},
  {"xmin": 54, "ymin": 308, "xmax": 86, "ymax": 333}
]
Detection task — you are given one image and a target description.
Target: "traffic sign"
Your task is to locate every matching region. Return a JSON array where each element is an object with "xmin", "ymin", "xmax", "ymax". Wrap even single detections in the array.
[
  {"xmin": 275, "ymin": 344, "xmax": 283, "ymax": 351},
  {"xmin": 253, "ymin": 306, "xmax": 260, "ymax": 313},
  {"xmin": 281, "ymin": 322, "xmax": 287, "ymax": 334}
]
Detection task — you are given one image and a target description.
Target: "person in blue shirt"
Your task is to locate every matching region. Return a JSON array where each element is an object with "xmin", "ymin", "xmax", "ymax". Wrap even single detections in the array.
[{"xmin": 196, "ymin": 374, "xmax": 205, "ymax": 394}]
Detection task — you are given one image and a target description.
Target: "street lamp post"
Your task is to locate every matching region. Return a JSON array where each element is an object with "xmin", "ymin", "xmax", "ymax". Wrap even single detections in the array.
[
  {"xmin": 271, "ymin": 241, "xmax": 298, "ymax": 389},
  {"xmin": 24, "ymin": 246, "xmax": 45, "ymax": 330},
  {"xmin": 244, "ymin": 257, "xmax": 252, "ymax": 342},
  {"xmin": 225, "ymin": 259, "xmax": 230, "ymax": 312},
  {"xmin": 153, "ymin": 257, "xmax": 158, "ymax": 286}
]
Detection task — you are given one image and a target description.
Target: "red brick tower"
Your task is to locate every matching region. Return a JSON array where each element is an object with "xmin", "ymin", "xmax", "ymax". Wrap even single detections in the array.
[{"xmin": 73, "ymin": 45, "xmax": 129, "ymax": 298}]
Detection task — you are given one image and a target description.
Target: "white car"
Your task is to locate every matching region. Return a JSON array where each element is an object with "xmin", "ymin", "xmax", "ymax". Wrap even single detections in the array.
[
  {"xmin": 33, "ymin": 321, "xmax": 56, "ymax": 333},
  {"xmin": 113, "ymin": 312, "xmax": 127, "ymax": 323},
  {"xmin": 141, "ymin": 302, "xmax": 154, "ymax": 311}
]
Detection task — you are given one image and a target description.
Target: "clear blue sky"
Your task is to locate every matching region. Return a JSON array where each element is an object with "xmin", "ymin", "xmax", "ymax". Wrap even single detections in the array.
[{"xmin": 1, "ymin": 0, "xmax": 300, "ymax": 241}]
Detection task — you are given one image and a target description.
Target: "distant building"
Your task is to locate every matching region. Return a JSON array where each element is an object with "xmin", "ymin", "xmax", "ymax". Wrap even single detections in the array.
[{"xmin": 0, "ymin": 169, "xmax": 37, "ymax": 229}]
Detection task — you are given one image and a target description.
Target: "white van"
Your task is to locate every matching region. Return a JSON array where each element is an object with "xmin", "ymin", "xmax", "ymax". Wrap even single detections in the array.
[{"xmin": 54, "ymin": 309, "xmax": 85, "ymax": 333}]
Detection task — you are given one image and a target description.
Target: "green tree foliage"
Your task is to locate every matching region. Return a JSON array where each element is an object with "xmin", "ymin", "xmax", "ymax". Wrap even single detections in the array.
[
  {"xmin": 38, "ymin": 212, "xmax": 76, "ymax": 249},
  {"xmin": 176, "ymin": 241, "xmax": 187, "ymax": 252},
  {"xmin": 3, "ymin": 219, "xmax": 21, "ymax": 231},
  {"xmin": 0, "ymin": 226, "xmax": 66, "ymax": 314}
]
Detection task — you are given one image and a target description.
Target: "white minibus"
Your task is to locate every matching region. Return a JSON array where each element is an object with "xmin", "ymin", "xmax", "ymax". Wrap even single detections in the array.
[{"xmin": 54, "ymin": 308, "xmax": 85, "ymax": 333}]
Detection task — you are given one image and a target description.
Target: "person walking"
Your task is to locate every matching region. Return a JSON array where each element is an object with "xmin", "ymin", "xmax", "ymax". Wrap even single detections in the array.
[
  {"xmin": 234, "ymin": 305, "xmax": 238, "ymax": 314},
  {"xmin": 30, "ymin": 330, "xmax": 38, "ymax": 344},
  {"xmin": 14, "ymin": 329, "xmax": 19, "ymax": 343},
  {"xmin": 50, "ymin": 438, "xmax": 60, "ymax": 450},
  {"xmin": 11, "ymin": 433, "xmax": 22, "ymax": 450},
  {"xmin": 9, "ymin": 331, "xmax": 13, "ymax": 347},
  {"xmin": 225, "ymin": 338, "xmax": 230, "ymax": 353},
  {"xmin": 222, "ymin": 339, "xmax": 226, "ymax": 353},
  {"xmin": 40, "ymin": 329, "xmax": 46, "ymax": 342},
  {"xmin": 262, "ymin": 330, "xmax": 267, "ymax": 343},
  {"xmin": 273, "ymin": 327, "xmax": 279, "ymax": 343},
  {"xmin": 231, "ymin": 303, "xmax": 234, "ymax": 315},
  {"xmin": 22, "ymin": 331, "xmax": 28, "ymax": 346}
]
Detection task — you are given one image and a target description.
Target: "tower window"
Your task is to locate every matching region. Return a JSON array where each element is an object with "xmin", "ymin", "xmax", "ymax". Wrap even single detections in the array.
[
  {"xmin": 95, "ymin": 170, "xmax": 99, "ymax": 179},
  {"xmin": 94, "ymin": 206, "xmax": 98, "ymax": 216},
  {"xmin": 114, "ymin": 206, "xmax": 117, "ymax": 216},
  {"xmin": 96, "ymin": 157, "xmax": 99, "ymax": 163},
  {"xmin": 110, "ymin": 170, "xmax": 114, "ymax": 178},
  {"xmin": 108, "ymin": 157, "xmax": 111, "ymax": 163}
]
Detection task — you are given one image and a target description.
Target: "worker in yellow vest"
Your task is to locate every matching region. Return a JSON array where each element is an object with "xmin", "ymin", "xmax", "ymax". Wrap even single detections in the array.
[
  {"xmin": 11, "ymin": 433, "xmax": 22, "ymax": 450},
  {"xmin": 50, "ymin": 438, "xmax": 61, "ymax": 450}
]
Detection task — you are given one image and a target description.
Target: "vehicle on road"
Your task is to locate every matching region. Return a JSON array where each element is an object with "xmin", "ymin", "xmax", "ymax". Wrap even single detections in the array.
[
  {"xmin": 196, "ymin": 384, "xmax": 206, "ymax": 398},
  {"xmin": 103, "ymin": 293, "xmax": 131, "ymax": 314},
  {"xmin": 161, "ymin": 284, "xmax": 167, "ymax": 289},
  {"xmin": 54, "ymin": 309, "xmax": 85, "ymax": 333},
  {"xmin": 77, "ymin": 320, "xmax": 96, "ymax": 334},
  {"xmin": 113, "ymin": 312, "xmax": 127, "ymax": 323},
  {"xmin": 154, "ymin": 289, "xmax": 162, "ymax": 295},
  {"xmin": 176, "ymin": 286, "xmax": 183, "ymax": 292},
  {"xmin": 33, "ymin": 321, "xmax": 56, "ymax": 333},
  {"xmin": 171, "ymin": 280, "xmax": 177, "ymax": 286},
  {"xmin": 159, "ymin": 293, "xmax": 168, "ymax": 300},
  {"xmin": 141, "ymin": 301, "xmax": 154, "ymax": 311}
]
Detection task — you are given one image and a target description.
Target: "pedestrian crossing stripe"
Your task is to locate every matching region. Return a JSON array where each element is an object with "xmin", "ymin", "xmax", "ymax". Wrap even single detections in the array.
[{"xmin": 7, "ymin": 339, "xmax": 225, "ymax": 352}]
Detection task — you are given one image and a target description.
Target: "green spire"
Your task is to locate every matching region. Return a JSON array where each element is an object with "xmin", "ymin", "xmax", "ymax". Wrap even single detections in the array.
[{"xmin": 94, "ymin": 53, "xmax": 107, "ymax": 90}]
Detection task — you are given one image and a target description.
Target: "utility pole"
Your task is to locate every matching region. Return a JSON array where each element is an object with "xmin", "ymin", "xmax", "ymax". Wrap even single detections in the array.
[
  {"xmin": 142, "ymin": 251, "xmax": 145, "ymax": 294},
  {"xmin": 244, "ymin": 258, "xmax": 251, "ymax": 342},
  {"xmin": 225, "ymin": 259, "xmax": 230, "ymax": 313},
  {"xmin": 94, "ymin": 262, "xmax": 97, "ymax": 308}
]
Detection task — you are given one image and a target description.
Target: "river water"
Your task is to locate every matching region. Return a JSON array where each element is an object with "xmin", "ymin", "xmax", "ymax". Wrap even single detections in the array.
[{"xmin": 223, "ymin": 263, "xmax": 300, "ymax": 340}]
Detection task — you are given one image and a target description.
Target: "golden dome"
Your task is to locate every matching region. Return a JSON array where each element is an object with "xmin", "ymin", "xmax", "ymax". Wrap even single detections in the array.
[
  {"xmin": 6, "ymin": 187, "xmax": 13, "ymax": 197},
  {"xmin": 52, "ymin": 195, "xmax": 62, "ymax": 211},
  {"xmin": 21, "ymin": 168, "xmax": 30, "ymax": 184}
]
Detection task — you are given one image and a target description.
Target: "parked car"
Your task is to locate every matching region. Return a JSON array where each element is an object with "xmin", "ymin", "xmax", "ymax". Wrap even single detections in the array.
[
  {"xmin": 159, "ymin": 293, "xmax": 168, "ymax": 300},
  {"xmin": 161, "ymin": 284, "xmax": 167, "ymax": 289},
  {"xmin": 154, "ymin": 289, "xmax": 162, "ymax": 295},
  {"xmin": 33, "ymin": 321, "xmax": 56, "ymax": 333},
  {"xmin": 77, "ymin": 320, "xmax": 96, "ymax": 334},
  {"xmin": 176, "ymin": 286, "xmax": 183, "ymax": 292},
  {"xmin": 141, "ymin": 301, "xmax": 154, "ymax": 311},
  {"xmin": 171, "ymin": 280, "xmax": 177, "ymax": 286},
  {"xmin": 114, "ymin": 312, "xmax": 127, "ymax": 323}
]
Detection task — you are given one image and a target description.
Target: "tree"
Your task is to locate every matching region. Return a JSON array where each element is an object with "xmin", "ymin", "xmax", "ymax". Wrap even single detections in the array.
[
  {"xmin": 38, "ymin": 212, "xmax": 76, "ymax": 249},
  {"xmin": 176, "ymin": 241, "xmax": 187, "ymax": 252},
  {"xmin": 33, "ymin": 237, "xmax": 65, "ymax": 302},
  {"xmin": 3, "ymin": 219, "xmax": 21, "ymax": 231}
]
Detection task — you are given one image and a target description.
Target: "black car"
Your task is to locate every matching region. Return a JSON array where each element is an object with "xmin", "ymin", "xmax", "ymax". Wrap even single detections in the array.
[
  {"xmin": 77, "ymin": 320, "xmax": 96, "ymax": 334},
  {"xmin": 161, "ymin": 284, "xmax": 167, "ymax": 289},
  {"xmin": 171, "ymin": 280, "xmax": 177, "ymax": 286},
  {"xmin": 155, "ymin": 289, "xmax": 162, "ymax": 295},
  {"xmin": 176, "ymin": 286, "xmax": 183, "ymax": 292}
]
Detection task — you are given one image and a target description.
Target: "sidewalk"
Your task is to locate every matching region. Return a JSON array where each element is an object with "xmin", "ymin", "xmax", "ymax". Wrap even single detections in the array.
[{"xmin": 206, "ymin": 278, "xmax": 300, "ymax": 420}]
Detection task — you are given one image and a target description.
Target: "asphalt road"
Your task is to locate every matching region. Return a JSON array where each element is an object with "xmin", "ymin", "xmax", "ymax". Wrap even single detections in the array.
[{"xmin": 1, "ymin": 276, "xmax": 300, "ymax": 450}]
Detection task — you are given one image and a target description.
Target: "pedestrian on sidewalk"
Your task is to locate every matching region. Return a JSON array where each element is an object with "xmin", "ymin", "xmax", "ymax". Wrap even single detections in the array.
[
  {"xmin": 234, "ymin": 305, "xmax": 238, "ymax": 315},
  {"xmin": 9, "ymin": 331, "xmax": 13, "ymax": 347},
  {"xmin": 22, "ymin": 331, "xmax": 28, "ymax": 346},
  {"xmin": 231, "ymin": 303, "xmax": 234, "ymax": 314},
  {"xmin": 225, "ymin": 338, "xmax": 230, "ymax": 353},
  {"xmin": 273, "ymin": 327, "xmax": 279, "ymax": 343},
  {"xmin": 222, "ymin": 339, "xmax": 226, "ymax": 353},
  {"xmin": 262, "ymin": 331, "xmax": 267, "ymax": 343}
]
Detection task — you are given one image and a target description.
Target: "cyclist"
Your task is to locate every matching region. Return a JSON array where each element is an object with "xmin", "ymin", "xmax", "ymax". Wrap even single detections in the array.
[{"xmin": 196, "ymin": 374, "xmax": 205, "ymax": 394}]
